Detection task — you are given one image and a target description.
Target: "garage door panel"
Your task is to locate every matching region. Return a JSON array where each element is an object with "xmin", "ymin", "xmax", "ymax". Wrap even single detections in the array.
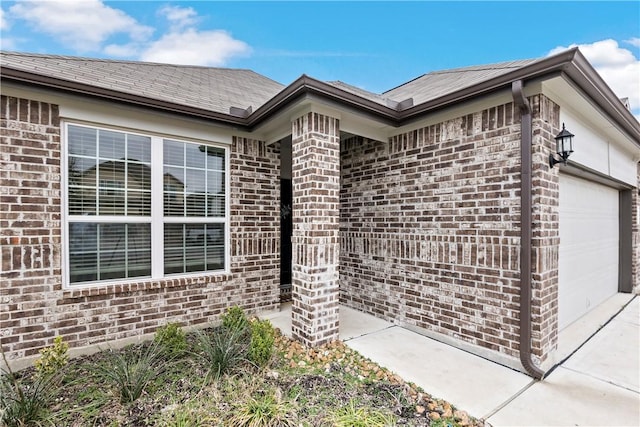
[{"xmin": 559, "ymin": 174, "xmax": 619, "ymax": 330}]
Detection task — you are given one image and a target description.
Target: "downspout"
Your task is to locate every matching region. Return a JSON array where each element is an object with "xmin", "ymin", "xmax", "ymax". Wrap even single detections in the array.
[{"xmin": 512, "ymin": 80, "xmax": 545, "ymax": 380}]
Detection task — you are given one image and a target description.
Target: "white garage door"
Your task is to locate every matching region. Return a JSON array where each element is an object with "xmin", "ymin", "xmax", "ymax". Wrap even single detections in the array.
[{"xmin": 558, "ymin": 174, "xmax": 619, "ymax": 330}]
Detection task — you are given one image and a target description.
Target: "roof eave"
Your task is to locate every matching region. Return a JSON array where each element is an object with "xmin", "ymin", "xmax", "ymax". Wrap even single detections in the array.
[
  {"xmin": 562, "ymin": 49, "xmax": 640, "ymax": 144},
  {"xmin": 246, "ymin": 75, "xmax": 401, "ymax": 129},
  {"xmin": 3, "ymin": 48, "xmax": 638, "ymax": 144},
  {"xmin": 0, "ymin": 67, "xmax": 249, "ymax": 128},
  {"xmin": 398, "ymin": 49, "xmax": 579, "ymax": 125}
]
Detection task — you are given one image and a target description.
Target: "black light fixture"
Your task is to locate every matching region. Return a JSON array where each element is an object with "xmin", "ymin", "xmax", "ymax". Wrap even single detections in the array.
[{"xmin": 549, "ymin": 123, "xmax": 574, "ymax": 168}]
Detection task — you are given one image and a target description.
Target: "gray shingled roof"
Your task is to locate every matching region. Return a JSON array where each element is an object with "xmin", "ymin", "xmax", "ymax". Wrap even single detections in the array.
[
  {"xmin": 325, "ymin": 80, "xmax": 389, "ymax": 105},
  {"xmin": 4, "ymin": 49, "xmax": 638, "ymax": 143},
  {"xmin": 0, "ymin": 51, "xmax": 285, "ymax": 115},
  {"xmin": 384, "ymin": 59, "xmax": 539, "ymax": 105},
  {"xmin": 2, "ymin": 51, "xmax": 542, "ymax": 114},
  {"xmin": 327, "ymin": 59, "xmax": 541, "ymax": 108}
]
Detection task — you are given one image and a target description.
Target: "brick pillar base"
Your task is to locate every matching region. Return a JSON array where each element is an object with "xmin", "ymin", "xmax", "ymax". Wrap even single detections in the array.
[{"xmin": 290, "ymin": 112, "xmax": 340, "ymax": 346}]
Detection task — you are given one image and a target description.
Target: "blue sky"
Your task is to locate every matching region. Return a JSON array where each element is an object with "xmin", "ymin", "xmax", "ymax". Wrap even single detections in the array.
[{"xmin": 1, "ymin": 1, "xmax": 639, "ymax": 117}]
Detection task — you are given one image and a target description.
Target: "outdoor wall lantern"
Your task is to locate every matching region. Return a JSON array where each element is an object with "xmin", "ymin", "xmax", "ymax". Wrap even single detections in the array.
[{"xmin": 549, "ymin": 123, "xmax": 574, "ymax": 168}]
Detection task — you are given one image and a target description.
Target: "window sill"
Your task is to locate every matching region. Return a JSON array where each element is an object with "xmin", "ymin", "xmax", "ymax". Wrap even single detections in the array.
[{"xmin": 62, "ymin": 271, "xmax": 233, "ymax": 299}]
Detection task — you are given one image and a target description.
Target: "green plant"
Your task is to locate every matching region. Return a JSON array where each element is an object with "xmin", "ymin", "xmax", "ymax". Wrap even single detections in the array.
[
  {"xmin": 221, "ymin": 306, "xmax": 249, "ymax": 332},
  {"xmin": 326, "ymin": 399, "xmax": 395, "ymax": 427},
  {"xmin": 1, "ymin": 346, "xmax": 59, "ymax": 427},
  {"xmin": 34, "ymin": 336, "xmax": 69, "ymax": 378},
  {"xmin": 248, "ymin": 319, "xmax": 275, "ymax": 367},
  {"xmin": 160, "ymin": 407, "xmax": 202, "ymax": 427},
  {"xmin": 95, "ymin": 342, "xmax": 168, "ymax": 404},
  {"xmin": 0, "ymin": 372, "xmax": 59, "ymax": 427},
  {"xmin": 194, "ymin": 326, "xmax": 249, "ymax": 381},
  {"xmin": 154, "ymin": 323, "xmax": 188, "ymax": 358},
  {"xmin": 430, "ymin": 417, "xmax": 460, "ymax": 427},
  {"xmin": 228, "ymin": 388, "xmax": 297, "ymax": 427}
]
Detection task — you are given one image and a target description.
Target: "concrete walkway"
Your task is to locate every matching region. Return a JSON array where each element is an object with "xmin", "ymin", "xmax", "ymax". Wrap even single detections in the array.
[{"xmin": 265, "ymin": 295, "xmax": 640, "ymax": 426}]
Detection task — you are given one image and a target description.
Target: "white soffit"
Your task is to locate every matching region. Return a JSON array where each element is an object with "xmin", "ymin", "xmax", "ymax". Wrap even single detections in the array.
[{"xmin": 543, "ymin": 76, "xmax": 639, "ymax": 156}]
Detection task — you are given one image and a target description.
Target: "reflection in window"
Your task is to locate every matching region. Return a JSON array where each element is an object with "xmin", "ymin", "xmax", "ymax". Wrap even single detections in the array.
[
  {"xmin": 66, "ymin": 124, "xmax": 227, "ymax": 285},
  {"xmin": 69, "ymin": 222, "xmax": 151, "ymax": 283},
  {"xmin": 164, "ymin": 223, "xmax": 224, "ymax": 274},
  {"xmin": 68, "ymin": 125, "xmax": 151, "ymax": 216},
  {"xmin": 163, "ymin": 140, "xmax": 225, "ymax": 217}
]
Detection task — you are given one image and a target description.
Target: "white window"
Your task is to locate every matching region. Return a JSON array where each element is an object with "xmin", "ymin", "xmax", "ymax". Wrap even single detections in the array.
[{"xmin": 65, "ymin": 123, "xmax": 228, "ymax": 286}]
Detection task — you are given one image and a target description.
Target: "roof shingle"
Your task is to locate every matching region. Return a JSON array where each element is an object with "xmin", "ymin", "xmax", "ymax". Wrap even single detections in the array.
[{"xmin": 0, "ymin": 51, "xmax": 285, "ymax": 115}]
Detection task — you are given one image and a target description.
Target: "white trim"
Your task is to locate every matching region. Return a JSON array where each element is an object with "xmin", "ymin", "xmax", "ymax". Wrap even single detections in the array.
[
  {"xmin": 163, "ymin": 217, "xmax": 226, "ymax": 223},
  {"xmin": 62, "ymin": 121, "xmax": 70, "ymax": 288},
  {"xmin": 70, "ymin": 216, "xmax": 152, "ymax": 223},
  {"xmin": 224, "ymin": 146, "xmax": 231, "ymax": 272},
  {"xmin": 151, "ymin": 135, "xmax": 164, "ymax": 278}
]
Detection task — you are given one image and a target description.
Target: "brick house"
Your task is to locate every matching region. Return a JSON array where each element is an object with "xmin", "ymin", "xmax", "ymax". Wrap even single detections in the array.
[{"xmin": 1, "ymin": 48, "xmax": 638, "ymax": 377}]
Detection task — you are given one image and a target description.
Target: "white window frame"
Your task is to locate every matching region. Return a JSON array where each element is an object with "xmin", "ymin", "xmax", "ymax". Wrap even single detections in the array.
[{"xmin": 62, "ymin": 121, "xmax": 230, "ymax": 288}]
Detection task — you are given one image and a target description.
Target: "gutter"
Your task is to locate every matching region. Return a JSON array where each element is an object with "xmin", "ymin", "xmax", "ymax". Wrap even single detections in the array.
[{"xmin": 512, "ymin": 80, "xmax": 546, "ymax": 380}]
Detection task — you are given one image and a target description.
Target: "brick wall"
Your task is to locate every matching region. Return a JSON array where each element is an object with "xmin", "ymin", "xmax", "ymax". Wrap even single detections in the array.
[
  {"xmin": 1, "ymin": 95, "xmax": 62, "ymax": 362},
  {"xmin": 340, "ymin": 96, "xmax": 559, "ymax": 363},
  {"xmin": 0, "ymin": 96, "xmax": 280, "ymax": 366},
  {"xmin": 230, "ymin": 137, "xmax": 281, "ymax": 310}
]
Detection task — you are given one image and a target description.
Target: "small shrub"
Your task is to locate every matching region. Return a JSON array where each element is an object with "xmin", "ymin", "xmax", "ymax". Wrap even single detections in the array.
[
  {"xmin": 221, "ymin": 306, "xmax": 250, "ymax": 332},
  {"xmin": 228, "ymin": 388, "xmax": 297, "ymax": 427},
  {"xmin": 195, "ymin": 326, "xmax": 248, "ymax": 381},
  {"xmin": 1, "ymin": 344, "xmax": 61, "ymax": 426},
  {"xmin": 95, "ymin": 342, "xmax": 168, "ymax": 404},
  {"xmin": 327, "ymin": 399, "xmax": 396, "ymax": 427},
  {"xmin": 34, "ymin": 336, "xmax": 69, "ymax": 378},
  {"xmin": 248, "ymin": 319, "xmax": 275, "ymax": 367},
  {"xmin": 154, "ymin": 323, "xmax": 187, "ymax": 358},
  {"xmin": 1, "ymin": 364, "xmax": 59, "ymax": 427}
]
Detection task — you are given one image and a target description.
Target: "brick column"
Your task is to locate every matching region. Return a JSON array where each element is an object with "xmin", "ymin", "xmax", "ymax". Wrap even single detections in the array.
[
  {"xmin": 290, "ymin": 112, "xmax": 340, "ymax": 346},
  {"xmin": 530, "ymin": 95, "xmax": 561, "ymax": 368}
]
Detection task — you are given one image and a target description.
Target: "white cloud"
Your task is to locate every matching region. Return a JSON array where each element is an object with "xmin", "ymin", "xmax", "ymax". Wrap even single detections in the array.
[
  {"xmin": 1, "ymin": 8, "xmax": 18, "ymax": 50},
  {"xmin": 159, "ymin": 5, "xmax": 199, "ymax": 32},
  {"xmin": 9, "ymin": 0, "xmax": 153, "ymax": 52},
  {"xmin": 625, "ymin": 37, "xmax": 640, "ymax": 48},
  {"xmin": 103, "ymin": 43, "xmax": 141, "ymax": 58},
  {"xmin": 549, "ymin": 39, "xmax": 640, "ymax": 112},
  {"xmin": 140, "ymin": 29, "xmax": 250, "ymax": 66},
  {"xmin": 6, "ymin": 1, "xmax": 250, "ymax": 67},
  {"xmin": 0, "ymin": 7, "xmax": 8, "ymax": 31},
  {"xmin": 133, "ymin": 5, "xmax": 250, "ymax": 66}
]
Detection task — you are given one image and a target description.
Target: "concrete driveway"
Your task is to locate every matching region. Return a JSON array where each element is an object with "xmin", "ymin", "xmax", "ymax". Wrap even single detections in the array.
[
  {"xmin": 265, "ymin": 295, "xmax": 639, "ymax": 426},
  {"xmin": 486, "ymin": 295, "xmax": 639, "ymax": 426}
]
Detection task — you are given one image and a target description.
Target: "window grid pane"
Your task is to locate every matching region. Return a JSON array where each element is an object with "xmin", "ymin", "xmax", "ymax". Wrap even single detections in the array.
[
  {"xmin": 68, "ymin": 125, "xmax": 151, "ymax": 217},
  {"xmin": 69, "ymin": 223, "xmax": 151, "ymax": 284},
  {"xmin": 164, "ymin": 223, "xmax": 224, "ymax": 275},
  {"xmin": 163, "ymin": 140, "xmax": 225, "ymax": 218}
]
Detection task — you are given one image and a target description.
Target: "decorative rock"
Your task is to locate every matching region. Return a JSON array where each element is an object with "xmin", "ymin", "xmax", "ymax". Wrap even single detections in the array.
[
  {"xmin": 429, "ymin": 412, "xmax": 441, "ymax": 420},
  {"xmin": 442, "ymin": 403, "xmax": 453, "ymax": 418},
  {"xmin": 454, "ymin": 409, "xmax": 471, "ymax": 426},
  {"xmin": 416, "ymin": 405, "xmax": 426, "ymax": 414},
  {"xmin": 161, "ymin": 404, "xmax": 179, "ymax": 413}
]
